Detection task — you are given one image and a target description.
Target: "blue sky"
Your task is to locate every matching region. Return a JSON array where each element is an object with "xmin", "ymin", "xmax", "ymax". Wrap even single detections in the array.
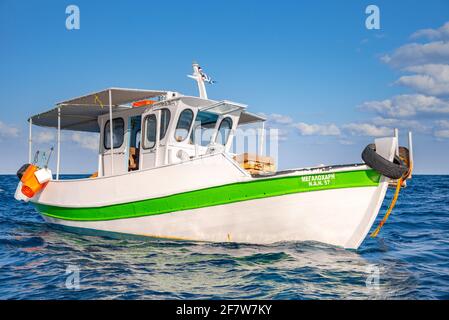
[{"xmin": 1, "ymin": 0, "xmax": 449, "ymax": 174}]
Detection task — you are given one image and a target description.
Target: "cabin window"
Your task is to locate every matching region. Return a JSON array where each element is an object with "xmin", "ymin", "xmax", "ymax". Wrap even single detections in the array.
[
  {"xmin": 160, "ymin": 108, "xmax": 171, "ymax": 140},
  {"xmin": 190, "ymin": 111, "xmax": 219, "ymax": 146},
  {"xmin": 216, "ymin": 117, "xmax": 233, "ymax": 145},
  {"xmin": 143, "ymin": 114, "xmax": 157, "ymax": 149},
  {"xmin": 174, "ymin": 109, "xmax": 194, "ymax": 142},
  {"xmin": 104, "ymin": 118, "xmax": 125, "ymax": 149}
]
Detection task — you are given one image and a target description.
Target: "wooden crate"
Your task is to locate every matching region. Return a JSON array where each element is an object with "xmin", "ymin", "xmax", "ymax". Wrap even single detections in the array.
[{"xmin": 233, "ymin": 153, "xmax": 276, "ymax": 174}]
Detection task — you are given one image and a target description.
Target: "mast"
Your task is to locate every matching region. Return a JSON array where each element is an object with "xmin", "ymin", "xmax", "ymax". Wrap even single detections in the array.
[{"xmin": 188, "ymin": 62, "xmax": 208, "ymax": 99}]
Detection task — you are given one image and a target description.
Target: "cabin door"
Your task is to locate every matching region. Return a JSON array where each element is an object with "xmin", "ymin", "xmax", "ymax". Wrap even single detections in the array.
[{"xmin": 102, "ymin": 117, "xmax": 127, "ymax": 176}]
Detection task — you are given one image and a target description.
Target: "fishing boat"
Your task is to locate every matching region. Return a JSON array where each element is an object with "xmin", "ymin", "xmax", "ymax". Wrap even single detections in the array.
[{"xmin": 14, "ymin": 63, "xmax": 413, "ymax": 249}]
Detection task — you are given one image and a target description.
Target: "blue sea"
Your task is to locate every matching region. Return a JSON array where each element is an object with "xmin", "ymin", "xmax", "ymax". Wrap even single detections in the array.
[{"xmin": 0, "ymin": 174, "xmax": 448, "ymax": 299}]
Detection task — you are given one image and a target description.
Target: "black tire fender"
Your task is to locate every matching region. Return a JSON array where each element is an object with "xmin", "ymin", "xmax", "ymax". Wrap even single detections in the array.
[{"xmin": 361, "ymin": 144, "xmax": 408, "ymax": 179}]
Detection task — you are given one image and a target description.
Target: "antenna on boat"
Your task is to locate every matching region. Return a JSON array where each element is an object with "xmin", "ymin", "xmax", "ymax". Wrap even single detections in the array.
[{"xmin": 187, "ymin": 62, "xmax": 215, "ymax": 99}]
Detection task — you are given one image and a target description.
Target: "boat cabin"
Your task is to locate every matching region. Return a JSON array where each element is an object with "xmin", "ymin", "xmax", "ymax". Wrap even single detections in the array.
[{"xmin": 28, "ymin": 88, "xmax": 268, "ymax": 178}]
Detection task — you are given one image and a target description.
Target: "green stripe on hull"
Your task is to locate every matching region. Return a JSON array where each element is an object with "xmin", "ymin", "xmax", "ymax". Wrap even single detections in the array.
[{"xmin": 34, "ymin": 169, "xmax": 381, "ymax": 221}]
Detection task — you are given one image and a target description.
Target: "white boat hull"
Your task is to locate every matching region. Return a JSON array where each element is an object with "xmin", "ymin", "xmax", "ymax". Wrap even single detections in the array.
[
  {"xmin": 42, "ymin": 180, "xmax": 387, "ymax": 249},
  {"xmin": 29, "ymin": 138, "xmax": 398, "ymax": 250}
]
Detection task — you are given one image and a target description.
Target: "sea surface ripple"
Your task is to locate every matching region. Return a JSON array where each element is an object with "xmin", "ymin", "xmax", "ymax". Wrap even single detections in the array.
[{"xmin": 1, "ymin": 175, "xmax": 448, "ymax": 299}]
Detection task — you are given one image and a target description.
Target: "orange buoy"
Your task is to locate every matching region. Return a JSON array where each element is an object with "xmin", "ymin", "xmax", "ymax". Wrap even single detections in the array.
[
  {"xmin": 132, "ymin": 100, "xmax": 155, "ymax": 107},
  {"xmin": 20, "ymin": 165, "xmax": 43, "ymax": 198},
  {"xmin": 21, "ymin": 184, "xmax": 35, "ymax": 198}
]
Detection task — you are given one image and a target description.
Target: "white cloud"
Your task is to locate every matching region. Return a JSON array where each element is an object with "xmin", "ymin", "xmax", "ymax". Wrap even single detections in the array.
[
  {"xmin": 381, "ymin": 41, "xmax": 449, "ymax": 68},
  {"xmin": 342, "ymin": 123, "xmax": 392, "ymax": 137},
  {"xmin": 34, "ymin": 131, "xmax": 55, "ymax": 144},
  {"xmin": 371, "ymin": 117, "xmax": 429, "ymax": 133},
  {"xmin": 291, "ymin": 117, "xmax": 427, "ymax": 139},
  {"xmin": 259, "ymin": 113, "xmax": 294, "ymax": 125},
  {"xmin": 434, "ymin": 129, "xmax": 449, "ymax": 139},
  {"xmin": 71, "ymin": 132, "xmax": 99, "ymax": 151},
  {"xmin": 434, "ymin": 119, "xmax": 449, "ymax": 139},
  {"xmin": 360, "ymin": 22, "xmax": 449, "ymax": 142},
  {"xmin": 360, "ymin": 94, "xmax": 449, "ymax": 117},
  {"xmin": 411, "ymin": 22, "xmax": 449, "ymax": 41},
  {"xmin": 338, "ymin": 139, "xmax": 355, "ymax": 145},
  {"xmin": 436, "ymin": 119, "xmax": 449, "ymax": 128},
  {"xmin": 293, "ymin": 122, "xmax": 340, "ymax": 136},
  {"xmin": 0, "ymin": 121, "xmax": 19, "ymax": 138},
  {"xmin": 395, "ymin": 64, "xmax": 449, "ymax": 96},
  {"xmin": 269, "ymin": 113, "xmax": 293, "ymax": 125}
]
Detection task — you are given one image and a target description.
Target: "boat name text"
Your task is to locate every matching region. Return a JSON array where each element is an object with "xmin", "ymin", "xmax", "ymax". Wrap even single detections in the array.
[{"xmin": 301, "ymin": 173, "xmax": 336, "ymax": 187}]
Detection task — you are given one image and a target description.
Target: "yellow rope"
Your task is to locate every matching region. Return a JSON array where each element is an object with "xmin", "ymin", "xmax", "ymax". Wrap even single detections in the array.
[
  {"xmin": 370, "ymin": 177, "xmax": 403, "ymax": 238},
  {"xmin": 370, "ymin": 150, "xmax": 414, "ymax": 238},
  {"xmin": 94, "ymin": 95, "xmax": 104, "ymax": 108}
]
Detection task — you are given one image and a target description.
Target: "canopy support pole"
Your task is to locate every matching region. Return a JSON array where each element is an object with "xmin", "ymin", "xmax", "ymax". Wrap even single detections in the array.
[
  {"xmin": 109, "ymin": 89, "xmax": 114, "ymax": 175},
  {"xmin": 28, "ymin": 118, "xmax": 32, "ymax": 163},
  {"xmin": 155, "ymin": 109, "xmax": 161, "ymax": 167},
  {"xmin": 56, "ymin": 108, "xmax": 61, "ymax": 180},
  {"xmin": 394, "ymin": 128, "xmax": 399, "ymax": 156},
  {"xmin": 259, "ymin": 122, "xmax": 265, "ymax": 156}
]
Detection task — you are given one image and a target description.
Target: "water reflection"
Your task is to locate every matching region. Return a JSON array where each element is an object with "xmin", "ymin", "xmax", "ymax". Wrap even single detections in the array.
[{"xmin": 1, "ymin": 224, "xmax": 418, "ymax": 299}]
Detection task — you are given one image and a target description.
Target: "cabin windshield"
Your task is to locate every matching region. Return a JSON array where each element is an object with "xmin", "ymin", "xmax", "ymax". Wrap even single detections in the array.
[
  {"xmin": 159, "ymin": 108, "xmax": 171, "ymax": 140},
  {"xmin": 174, "ymin": 109, "xmax": 194, "ymax": 142},
  {"xmin": 144, "ymin": 114, "xmax": 157, "ymax": 149},
  {"xmin": 190, "ymin": 111, "xmax": 219, "ymax": 146},
  {"xmin": 216, "ymin": 117, "xmax": 233, "ymax": 145}
]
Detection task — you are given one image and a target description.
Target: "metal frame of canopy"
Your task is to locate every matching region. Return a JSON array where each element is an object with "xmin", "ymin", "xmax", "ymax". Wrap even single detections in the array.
[
  {"xmin": 28, "ymin": 88, "xmax": 168, "ymax": 179},
  {"xmin": 200, "ymin": 100, "xmax": 267, "ymax": 155}
]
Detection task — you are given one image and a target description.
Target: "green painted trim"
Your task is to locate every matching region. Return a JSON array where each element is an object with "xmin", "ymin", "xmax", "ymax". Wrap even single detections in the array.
[{"xmin": 34, "ymin": 169, "xmax": 380, "ymax": 221}]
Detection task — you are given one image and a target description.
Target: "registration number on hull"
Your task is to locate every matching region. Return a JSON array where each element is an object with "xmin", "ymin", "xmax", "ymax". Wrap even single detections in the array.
[{"xmin": 301, "ymin": 173, "xmax": 336, "ymax": 187}]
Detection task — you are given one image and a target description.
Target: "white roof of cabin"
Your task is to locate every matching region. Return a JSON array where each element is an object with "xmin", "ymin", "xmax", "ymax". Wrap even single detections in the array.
[
  {"xmin": 29, "ymin": 88, "xmax": 168, "ymax": 132},
  {"xmin": 183, "ymin": 97, "xmax": 266, "ymax": 125},
  {"xmin": 238, "ymin": 111, "xmax": 266, "ymax": 125},
  {"xmin": 29, "ymin": 88, "xmax": 266, "ymax": 133},
  {"xmin": 56, "ymin": 87, "xmax": 167, "ymax": 106}
]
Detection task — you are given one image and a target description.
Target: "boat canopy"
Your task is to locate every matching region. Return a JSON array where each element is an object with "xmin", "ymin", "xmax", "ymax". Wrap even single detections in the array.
[
  {"xmin": 199, "ymin": 100, "xmax": 266, "ymax": 125},
  {"xmin": 238, "ymin": 111, "xmax": 266, "ymax": 125},
  {"xmin": 25, "ymin": 64, "xmax": 269, "ymax": 182},
  {"xmin": 29, "ymin": 88, "xmax": 265, "ymax": 133},
  {"xmin": 29, "ymin": 88, "xmax": 168, "ymax": 132}
]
